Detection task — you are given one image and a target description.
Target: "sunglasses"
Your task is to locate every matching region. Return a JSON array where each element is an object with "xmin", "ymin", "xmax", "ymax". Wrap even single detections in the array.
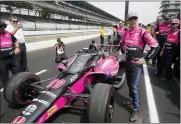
[
  {"xmin": 171, "ymin": 23, "xmax": 178, "ymax": 25},
  {"xmin": 11, "ymin": 20, "xmax": 18, "ymax": 23}
]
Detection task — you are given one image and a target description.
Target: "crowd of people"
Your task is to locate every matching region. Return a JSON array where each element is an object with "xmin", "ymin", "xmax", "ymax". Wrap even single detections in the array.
[{"xmin": 99, "ymin": 12, "xmax": 180, "ymax": 122}]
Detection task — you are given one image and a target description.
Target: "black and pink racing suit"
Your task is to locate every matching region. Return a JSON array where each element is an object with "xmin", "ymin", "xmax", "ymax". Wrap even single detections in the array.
[
  {"xmin": 121, "ymin": 27, "xmax": 160, "ymax": 110},
  {"xmin": 154, "ymin": 23, "xmax": 170, "ymax": 67}
]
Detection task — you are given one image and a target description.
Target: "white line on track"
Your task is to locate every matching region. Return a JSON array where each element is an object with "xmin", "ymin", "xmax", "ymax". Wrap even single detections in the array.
[
  {"xmin": 143, "ymin": 64, "xmax": 160, "ymax": 123},
  {"xmin": 35, "ymin": 69, "xmax": 47, "ymax": 75}
]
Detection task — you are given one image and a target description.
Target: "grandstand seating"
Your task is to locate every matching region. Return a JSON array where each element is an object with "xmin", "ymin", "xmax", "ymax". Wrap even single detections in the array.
[{"xmin": 1, "ymin": 12, "xmax": 104, "ymax": 31}]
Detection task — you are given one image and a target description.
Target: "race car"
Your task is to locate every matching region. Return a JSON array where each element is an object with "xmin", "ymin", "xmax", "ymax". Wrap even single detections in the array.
[{"xmin": 3, "ymin": 46, "xmax": 126, "ymax": 123}]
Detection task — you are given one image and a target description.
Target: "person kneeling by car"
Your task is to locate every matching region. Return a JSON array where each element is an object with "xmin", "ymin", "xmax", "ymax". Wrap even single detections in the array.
[
  {"xmin": 121, "ymin": 12, "xmax": 160, "ymax": 122},
  {"xmin": 0, "ymin": 19, "xmax": 20, "ymax": 88},
  {"xmin": 54, "ymin": 38, "xmax": 67, "ymax": 63}
]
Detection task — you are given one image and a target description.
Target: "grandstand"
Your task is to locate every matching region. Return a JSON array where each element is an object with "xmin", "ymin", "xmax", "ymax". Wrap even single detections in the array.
[{"xmin": 0, "ymin": 1, "xmax": 122, "ymax": 31}]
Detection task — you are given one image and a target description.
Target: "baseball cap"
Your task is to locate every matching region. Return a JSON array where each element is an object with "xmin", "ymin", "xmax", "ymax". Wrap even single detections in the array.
[
  {"xmin": 127, "ymin": 12, "xmax": 138, "ymax": 20},
  {"xmin": 171, "ymin": 19, "xmax": 180, "ymax": 24}
]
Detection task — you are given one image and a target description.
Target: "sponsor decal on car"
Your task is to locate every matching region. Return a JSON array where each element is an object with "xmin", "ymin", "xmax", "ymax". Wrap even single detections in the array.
[
  {"xmin": 47, "ymin": 105, "xmax": 57, "ymax": 116},
  {"xmin": 111, "ymin": 69, "xmax": 118, "ymax": 76},
  {"xmin": 22, "ymin": 104, "xmax": 37, "ymax": 116},
  {"xmin": 11, "ymin": 116, "xmax": 26, "ymax": 123},
  {"xmin": 32, "ymin": 98, "xmax": 50, "ymax": 107},
  {"xmin": 47, "ymin": 79, "xmax": 66, "ymax": 89},
  {"xmin": 40, "ymin": 91, "xmax": 57, "ymax": 99},
  {"xmin": 70, "ymin": 74, "xmax": 78, "ymax": 82}
]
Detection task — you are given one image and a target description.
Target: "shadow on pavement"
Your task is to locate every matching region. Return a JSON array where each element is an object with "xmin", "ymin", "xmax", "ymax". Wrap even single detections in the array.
[
  {"xmin": 115, "ymin": 91, "xmax": 132, "ymax": 114},
  {"xmin": 146, "ymin": 65, "xmax": 180, "ymax": 110},
  {"xmin": 164, "ymin": 81, "xmax": 180, "ymax": 109},
  {"xmin": 164, "ymin": 112, "xmax": 180, "ymax": 119}
]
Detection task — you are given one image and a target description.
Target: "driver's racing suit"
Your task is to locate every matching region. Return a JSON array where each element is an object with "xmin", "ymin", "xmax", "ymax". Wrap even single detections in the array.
[{"xmin": 121, "ymin": 27, "xmax": 159, "ymax": 110}]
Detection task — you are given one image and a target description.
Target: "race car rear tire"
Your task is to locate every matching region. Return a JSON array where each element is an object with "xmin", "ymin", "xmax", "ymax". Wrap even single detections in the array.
[
  {"xmin": 87, "ymin": 83, "xmax": 115, "ymax": 123},
  {"xmin": 3, "ymin": 72, "xmax": 40, "ymax": 107}
]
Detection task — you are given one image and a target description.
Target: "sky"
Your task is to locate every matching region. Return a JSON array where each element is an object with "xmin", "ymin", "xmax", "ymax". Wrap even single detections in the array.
[{"xmin": 89, "ymin": 2, "xmax": 161, "ymax": 24}]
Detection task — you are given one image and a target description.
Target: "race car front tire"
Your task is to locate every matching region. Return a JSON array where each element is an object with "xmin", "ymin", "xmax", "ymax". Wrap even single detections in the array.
[
  {"xmin": 3, "ymin": 72, "xmax": 40, "ymax": 107},
  {"xmin": 87, "ymin": 83, "xmax": 115, "ymax": 123}
]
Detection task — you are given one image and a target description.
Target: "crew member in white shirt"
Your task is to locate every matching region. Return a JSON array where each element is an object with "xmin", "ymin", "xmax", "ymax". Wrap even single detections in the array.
[{"xmin": 6, "ymin": 16, "xmax": 28, "ymax": 72}]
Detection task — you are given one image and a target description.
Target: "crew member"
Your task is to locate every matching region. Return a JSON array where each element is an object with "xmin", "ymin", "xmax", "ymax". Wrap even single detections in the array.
[
  {"xmin": 115, "ymin": 21, "xmax": 126, "ymax": 52},
  {"xmin": 0, "ymin": 19, "xmax": 20, "ymax": 87},
  {"xmin": 156, "ymin": 19, "xmax": 180, "ymax": 82},
  {"xmin": 154, "ymin": 15, "xmax": 170, "ymax": 70},
  {"xmin": 89, "ymin": 40, "xmax": 98, "ymax": 52},
  {"xmin": 147, "ymin": 24, "xmax": 151, "ymax": 33},
  {"xmin": 113, "ymin": 25, "xmax": 117, "ymax": 37},
  {"xmin": 5, "ymin": 16, "xmax": 28, "ymax": 72},
  {"xmin": 100, "ymin": 26, "xmax": 104, "ymax": 45},
  {"xmin": 117, "ymin": 21, "xmax": 126, "ymax": 40},
  {"xmin": 121, "ymin": 12, "xmax": 160, "ymax": 122},
  {"xmin": 108, "ymin": 27, "xmax": 113, "ymax": 43},
  {"xmin": 152, "ymin": 16, "xmax": 162, "ymax": 66}
]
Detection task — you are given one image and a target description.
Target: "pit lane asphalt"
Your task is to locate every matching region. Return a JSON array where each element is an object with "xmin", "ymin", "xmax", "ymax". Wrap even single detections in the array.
[{"xmin": 0, "ymin": 37, "xmax": 180, "ymax": 123}]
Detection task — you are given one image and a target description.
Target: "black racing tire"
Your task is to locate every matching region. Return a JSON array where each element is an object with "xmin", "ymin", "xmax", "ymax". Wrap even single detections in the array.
[
  {"xmin": 3, "ymin": 72, "xmax": 40, "ymax": 107},
  {"xmin": 87, "ymin": 83, "xmax": 115, "ymax": 123}
]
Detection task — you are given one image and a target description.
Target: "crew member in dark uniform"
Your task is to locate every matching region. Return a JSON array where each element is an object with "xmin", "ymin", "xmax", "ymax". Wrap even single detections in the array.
[{"xmin": 0, "ymin": 19, "xmax": 20, "ymax": 88}]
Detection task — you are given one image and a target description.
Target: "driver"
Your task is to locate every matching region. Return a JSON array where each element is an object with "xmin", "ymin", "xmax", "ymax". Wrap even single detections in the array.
[
  {"xmin": 0, "ymin": 19, "xmax": 20, "ymax": 87},
  {"xmin": 121, "ymin": 12, "xmax": 160, "ymax": 122}
]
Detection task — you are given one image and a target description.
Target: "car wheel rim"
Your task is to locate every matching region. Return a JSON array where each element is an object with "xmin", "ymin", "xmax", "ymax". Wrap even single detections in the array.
[{"xmin": 16, "ymin": 79, "xmax": 38, "ymax": 104}]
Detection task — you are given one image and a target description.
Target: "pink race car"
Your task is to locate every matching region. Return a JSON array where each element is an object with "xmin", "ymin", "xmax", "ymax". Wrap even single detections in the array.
[{"xmin": 3, "ymin": 47, "xmax": 125, "ymax": 123}]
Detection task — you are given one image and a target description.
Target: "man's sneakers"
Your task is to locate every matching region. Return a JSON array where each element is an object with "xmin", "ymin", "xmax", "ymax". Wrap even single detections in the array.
[
  {"xmin": 129, "ymin": 109, "xmax": 139, "ymax": 122},
  {"xmin": 122, "ymin": 98, "xmax": 133, "ymax": 106},
  {"xmin": 123, "ymin": 99, "xmax": 139, "ymax": 122}
]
